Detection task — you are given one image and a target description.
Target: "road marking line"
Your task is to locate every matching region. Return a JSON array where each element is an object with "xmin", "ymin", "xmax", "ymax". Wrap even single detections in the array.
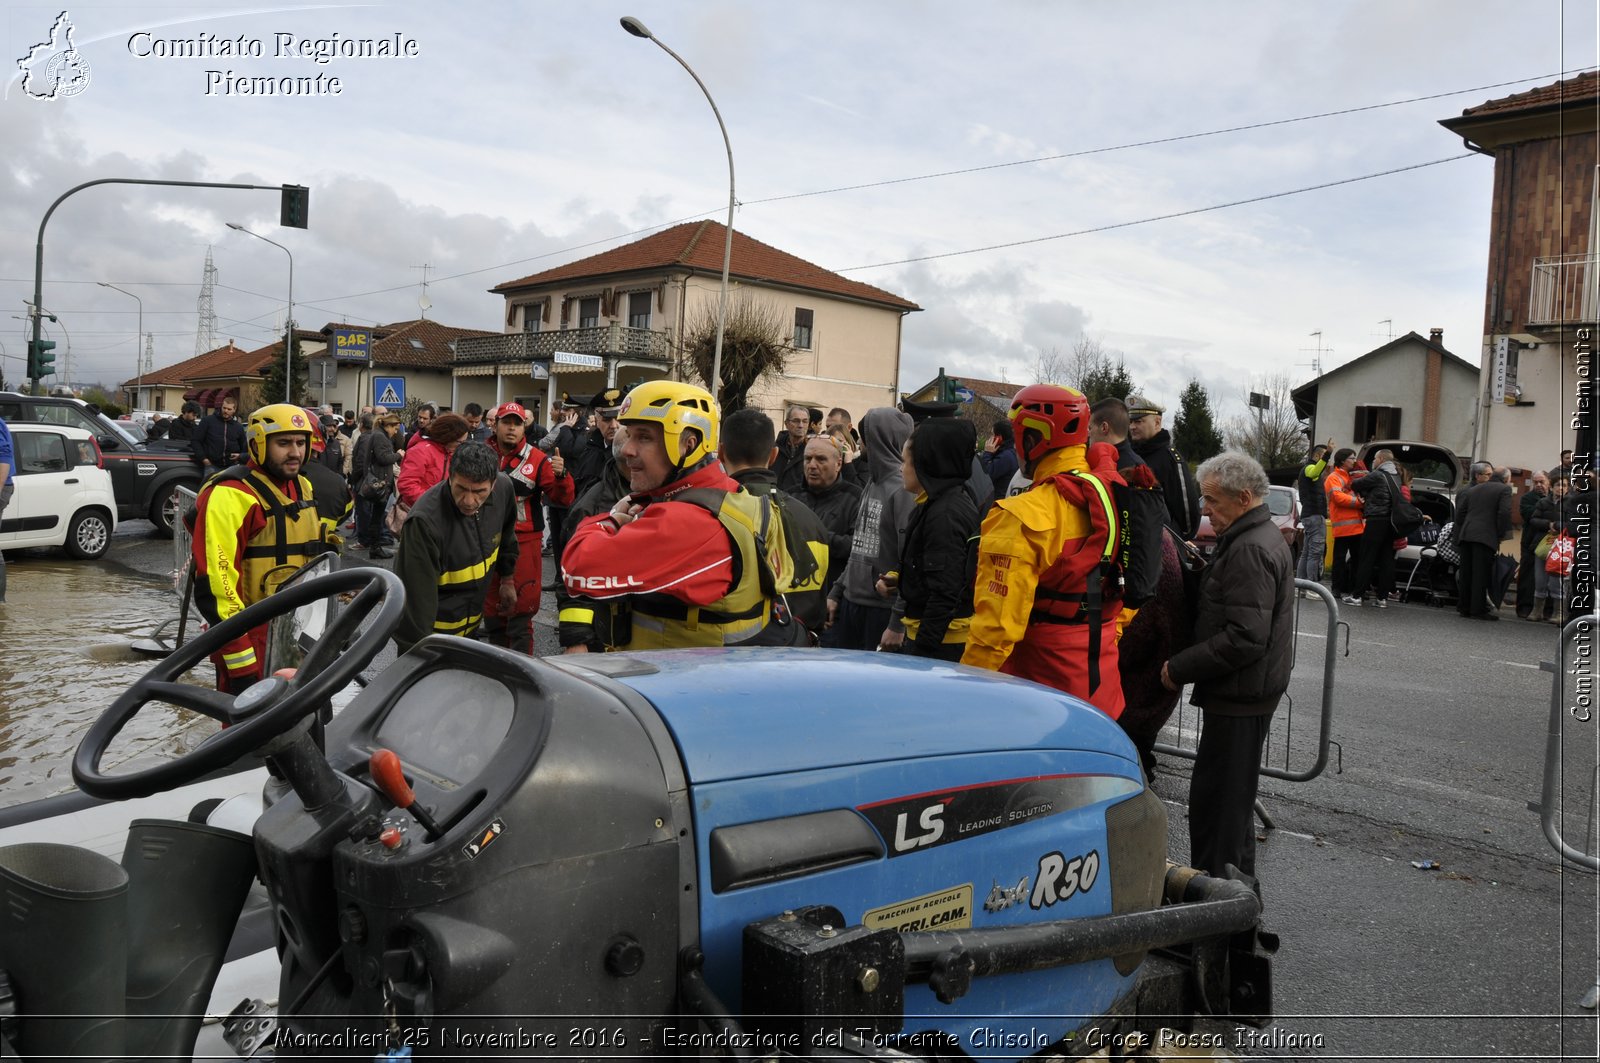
[{"xmin": 1299, "ymin": 631, "xmax": 1396, "ymax": 648}]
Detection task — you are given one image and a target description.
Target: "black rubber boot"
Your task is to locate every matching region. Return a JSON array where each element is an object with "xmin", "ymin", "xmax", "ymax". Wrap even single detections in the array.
[
  {"xmin": 121, "ymin": 819, "xmax": 259, "ymax": 1061},
  {"xmin": 0, "ymin": 842, "xmax": 129, "ymax": 1061}
]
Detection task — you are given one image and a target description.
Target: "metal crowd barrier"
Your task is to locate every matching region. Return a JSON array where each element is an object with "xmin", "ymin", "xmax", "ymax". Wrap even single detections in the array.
[
  {"xmin": 131, "ymin": 487, "xmax": 200, "ymax": 658},
  {"xmin": 1154, "ymin": 578, "xmax": 1343, "ymax": 779},
  {"xmin": 1153, "ymin": 578, "xmax": 1345, "ymax": 830},
  {"xmin": 1535, "ymin": 613, "xmax": 1600, "ymax": 873}
]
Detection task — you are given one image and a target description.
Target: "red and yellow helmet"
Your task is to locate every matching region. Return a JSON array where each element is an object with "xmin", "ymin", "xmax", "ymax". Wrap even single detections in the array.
[
  {"xmin": 1009, "ymin": 383, "xmax": 1090, "ymax": 463},
  {"xmin": 300, "ymin": 408, "xmax": 327, "ymax": 454}
]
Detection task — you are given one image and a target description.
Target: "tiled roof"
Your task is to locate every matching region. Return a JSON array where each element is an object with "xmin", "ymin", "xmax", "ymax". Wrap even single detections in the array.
[
  {"xmin": 368, "ymin": 319, "xmax": 498, "ymax": 369},
  {"xmin": 491, "ymin": 221, "xmax": 921, "ymax": 312},
  {"xmin": 1456, "ymin": 70, "xmax": 1599, "ymax": 119},
  {"xmin": 122, "ymin": 341, "xmax": 256, "ymax": 388},
  {"xmin": 951, "ymin": 375, "xmax": 1021, "ymax": 398}
]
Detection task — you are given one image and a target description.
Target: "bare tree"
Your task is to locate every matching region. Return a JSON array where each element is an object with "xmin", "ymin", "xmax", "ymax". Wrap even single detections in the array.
[
  {"xmin": 1032, "ymin": 346, "xmax": 1071, "ymax": 384},
  {"xmin": 679, "ymin": 296, "xmax": 797, "ymax": 413},
  {"xmin": 1222, "ymin": 372, "xmax": 1308, "ymax": 472},
  {"xmin": 1064, "ymin": 336, "xmax": 1135, "ymax": 401}
]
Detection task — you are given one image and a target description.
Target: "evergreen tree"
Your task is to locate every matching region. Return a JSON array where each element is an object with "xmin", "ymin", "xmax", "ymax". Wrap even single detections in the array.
[
  {"xmin": 1171, "ymin": 378, "xmax": 1224, "ymax": 465},
  {"xmin": 1064, "ymin": 337, "xmax": 1135, "ymax": 402},
  {"xmin": 259, "ymin": 333, "xmax": 309, "ymax": 408}
]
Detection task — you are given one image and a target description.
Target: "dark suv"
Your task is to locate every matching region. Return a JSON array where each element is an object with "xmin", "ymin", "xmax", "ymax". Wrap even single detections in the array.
[{"xmin": 0, "ymin": 392, "xmax": 201, "ymax": 537}]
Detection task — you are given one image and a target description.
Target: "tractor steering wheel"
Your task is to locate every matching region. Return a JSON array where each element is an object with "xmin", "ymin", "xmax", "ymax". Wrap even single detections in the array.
[{"xmin": 73, "ymin": 567, "xmax": 405, "ymax": 800}]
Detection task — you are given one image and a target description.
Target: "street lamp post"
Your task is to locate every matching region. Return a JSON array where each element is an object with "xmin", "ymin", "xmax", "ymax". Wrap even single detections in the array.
[
  {"xmin": 97, "ymin": 282, "xmax": 143, "ymax": 407},
  {"xmin": 226, "ymin": 223, "xmax": 294, "ymax": 404},
  {"xmin": 620, "ymin": 15, "xmax": 736, "ymax": 406}
]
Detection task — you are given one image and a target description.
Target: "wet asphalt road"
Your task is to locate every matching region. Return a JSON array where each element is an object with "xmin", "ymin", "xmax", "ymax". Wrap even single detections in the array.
[{"xmin": 93, "ymin": 521, "xmax": 1600, "ymax": 1058}]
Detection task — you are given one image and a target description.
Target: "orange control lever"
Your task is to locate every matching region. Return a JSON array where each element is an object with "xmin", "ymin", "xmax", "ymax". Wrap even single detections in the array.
[{"xmin": 369, "ymin": 749, "xmax": 442, "ymax": 839}]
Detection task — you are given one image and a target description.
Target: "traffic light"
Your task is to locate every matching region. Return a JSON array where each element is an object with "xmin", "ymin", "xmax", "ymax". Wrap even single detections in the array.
[
  {"xmin": 280, "ymin": 184, "xmax": 310, "ymax": 229},
  {"xmin": 27, "ymin": 337, "xmax": 56, "ymax": 379}
]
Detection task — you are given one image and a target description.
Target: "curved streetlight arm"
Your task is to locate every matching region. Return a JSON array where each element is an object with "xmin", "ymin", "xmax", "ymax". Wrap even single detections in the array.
[
  {"xmin": 228, "ymin": 224, "xmax": 295, "ymax": 403},
  {"xmin": 29, "ymin": 177, "xmax": 282, "ymax": 394},
  {"xmin": 621, "ymin": 16, "xmax": 736, "ymax": 405}
]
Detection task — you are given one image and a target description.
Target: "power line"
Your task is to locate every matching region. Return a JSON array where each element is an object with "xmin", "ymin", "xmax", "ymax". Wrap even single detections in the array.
[
  {"xmin": 304, "ymin": 68, "xmax": 1592, "ymax": 305},
  {"xmin": 835, "ymin": 154, "xmax": 1477, "ymax": 272},
  {"xmin": 747, "ymin": 67, "xmax": 1596, "ymax": 207}
]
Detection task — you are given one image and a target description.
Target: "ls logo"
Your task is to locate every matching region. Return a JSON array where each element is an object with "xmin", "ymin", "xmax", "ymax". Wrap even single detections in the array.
[{"xmin": 892, "ymin": 803, "xmax": 946, "ymax": 851}]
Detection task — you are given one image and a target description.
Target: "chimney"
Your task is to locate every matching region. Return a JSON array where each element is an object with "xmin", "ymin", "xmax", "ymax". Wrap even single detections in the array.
[{"xmin": 1429, "ymin": 328, "xmax": 1443, "ymax": 345}]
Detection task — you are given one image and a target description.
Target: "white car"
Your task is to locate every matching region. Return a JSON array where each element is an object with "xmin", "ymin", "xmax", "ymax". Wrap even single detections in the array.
[{"xmin": 0, "ymin": 423, "xmax": 117, "ymax": 559}]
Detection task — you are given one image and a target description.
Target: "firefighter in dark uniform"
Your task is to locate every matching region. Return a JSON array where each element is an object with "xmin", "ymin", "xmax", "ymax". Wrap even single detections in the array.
[
  {"xmin": 562, "ymin": 381, "xmax": 807, "ymax": 650},
  {"xmin": 393, "ymin": 442, "xmax": 519, "ymax": 653},
  {"xmin": 480, "ymin": 402, "xmax": 573, "ymax": 654},
  {"xmin": 190, "ymin": 403, "xmax": 328, "ymax": 693},
  {"xmin": 300, "ymin": 407, "xmax": 351, "ymax": 548}
]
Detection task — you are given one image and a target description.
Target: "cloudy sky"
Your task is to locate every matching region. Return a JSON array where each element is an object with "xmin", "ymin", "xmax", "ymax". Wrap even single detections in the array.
[{"xmin": 1, "ymin": 0, "xmax": 1595, "ymax": 418}]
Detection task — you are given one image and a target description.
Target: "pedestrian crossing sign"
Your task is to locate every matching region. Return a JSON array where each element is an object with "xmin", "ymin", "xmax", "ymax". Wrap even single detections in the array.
[{"xmin": 374, "ymin": 376, "xmax": 405, "ymax": 408}]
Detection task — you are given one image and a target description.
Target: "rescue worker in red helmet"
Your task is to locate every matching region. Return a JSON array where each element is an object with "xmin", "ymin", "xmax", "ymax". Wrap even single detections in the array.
[
  {"xmin": 299, "ymin": 407, "xmax": 352, "ymax": 547},
  {"xmin": 190, "ymin": 403, "xmax": 329, "ymax": 692},
  {"xmin": 561, "ymin": 380, "xmax": 807, "ymax": 649},
  {"xmin": 960, "ymin": 383, "xmax": 1130, "ymax": 719},
  {"xmin": 480, "ymin": 401, "xmax": 574, "ymax": 654}
]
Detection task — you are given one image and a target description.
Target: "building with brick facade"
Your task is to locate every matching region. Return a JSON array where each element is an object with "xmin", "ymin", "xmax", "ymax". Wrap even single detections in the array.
[{"xmin": 1439, "ymin": 70, "xmax": 1598, "ymax": 472}]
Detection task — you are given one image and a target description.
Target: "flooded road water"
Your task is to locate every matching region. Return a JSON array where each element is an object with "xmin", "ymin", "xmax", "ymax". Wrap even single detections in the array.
[{"xmin": 0, "ymin": 554, "xmax": 214, "ymax": 806}]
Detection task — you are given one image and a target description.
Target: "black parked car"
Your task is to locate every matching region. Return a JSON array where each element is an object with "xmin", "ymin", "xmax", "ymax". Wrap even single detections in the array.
[{"xmin": 0, "ymin": 392, "xmax": 201, "ymax": 537}]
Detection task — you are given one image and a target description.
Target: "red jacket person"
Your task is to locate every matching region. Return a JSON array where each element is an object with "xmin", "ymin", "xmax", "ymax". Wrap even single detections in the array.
[
  {"xmin": 480, "ymin": 401, "xmax": 573, "ymax": 654},
  {"xmin": 562, "ymin": 381, "xmax": 806, "ymax": 650}
]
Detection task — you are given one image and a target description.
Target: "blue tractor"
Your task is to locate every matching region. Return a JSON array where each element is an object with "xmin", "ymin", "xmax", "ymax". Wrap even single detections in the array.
[{"xmin": 5, "ymin": 567, "xmax": 1272, "ymax": 1060}]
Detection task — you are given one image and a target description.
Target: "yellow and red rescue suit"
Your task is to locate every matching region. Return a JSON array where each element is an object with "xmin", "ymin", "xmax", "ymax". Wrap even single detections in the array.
[
  {"xmin": 191, "ymin": 466, "xmax": 324, "ymax": 690},
  {"xmin": 481, "ymin": 442, "xmax": 574, "ymax": 649},
  {"xmin": 961, "ymin": 443, "xmax": 1127, "ymax": 720}
]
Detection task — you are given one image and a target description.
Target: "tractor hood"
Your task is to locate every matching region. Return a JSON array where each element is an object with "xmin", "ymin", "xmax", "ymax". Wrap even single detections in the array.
[{"xmin": 572, "ymin": 648, "xmax": 1139, "ymax": 784}]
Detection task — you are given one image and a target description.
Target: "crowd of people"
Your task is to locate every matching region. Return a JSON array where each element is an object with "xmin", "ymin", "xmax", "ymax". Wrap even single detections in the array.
[
  {"xmin": 181, "ymin": 381, "xmax": 1592, "ymax": 885},
  {"xmin": 1303, "ymin": 438, "xmax": 1584, "ymax": 624}
]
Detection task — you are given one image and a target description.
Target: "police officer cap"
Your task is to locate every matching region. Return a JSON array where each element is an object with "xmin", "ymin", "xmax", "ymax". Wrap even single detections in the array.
[{"xmin": 1126, "ymin": 394, "xmax": 1165, "ymax": 417}]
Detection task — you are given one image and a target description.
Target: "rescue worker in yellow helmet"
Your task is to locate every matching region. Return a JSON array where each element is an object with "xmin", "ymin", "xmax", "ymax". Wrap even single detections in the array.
[
  {"xmin": 190, "ymin": 402, "xmax": 329, "ymax": 692},
  {"xmin": 561, "ymin": 380, "xmax": 808, "ymax": 649}
]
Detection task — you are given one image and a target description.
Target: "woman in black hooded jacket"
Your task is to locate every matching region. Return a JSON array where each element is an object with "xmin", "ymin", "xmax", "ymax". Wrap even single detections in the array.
[{"xmin": 883, "ymin": 417, "xmax": 980, "ymax": 660}]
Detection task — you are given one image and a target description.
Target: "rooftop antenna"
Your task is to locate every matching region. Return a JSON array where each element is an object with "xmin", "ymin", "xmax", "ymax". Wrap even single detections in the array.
[
  {"xmin": 1299, "ymin": 329, "xmax": 1328, "ymax": 377},
  {"xmin": 412, "ymin": 262, "xmax": 433, "ymax": 319},
  {"xmin": 1378, "ymin": 318, "xmax": 1393, "ymax": 341}
]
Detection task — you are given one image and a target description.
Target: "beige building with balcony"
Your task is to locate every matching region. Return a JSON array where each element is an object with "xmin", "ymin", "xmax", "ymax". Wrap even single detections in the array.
[
  {"xmin": 454, "ymin": 221, "xmax": 921, "ymax": 424},
  {"xmin": 1439, "ymin": 70, "xmax": 1598, "ymax": 472}
]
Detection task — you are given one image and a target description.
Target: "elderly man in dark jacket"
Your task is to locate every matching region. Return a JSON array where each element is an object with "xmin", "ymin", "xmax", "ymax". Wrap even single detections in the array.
[
  {"xmin": 1162, "ymin": 451, "xmax": 1293, "ymax": 880},
  {"xmin": 1451, "ymin": 465, "xmax": 1514, "ymax": 620}
]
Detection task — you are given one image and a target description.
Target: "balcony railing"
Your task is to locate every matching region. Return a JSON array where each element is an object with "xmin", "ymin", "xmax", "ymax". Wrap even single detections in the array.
[
  {"xmin": 1528, "ymin": 253, "xmax": 1599, "ymax": 327},
  {"xmin": 454, "ymin": 324, "xmax": 672, "ymax": 366}
]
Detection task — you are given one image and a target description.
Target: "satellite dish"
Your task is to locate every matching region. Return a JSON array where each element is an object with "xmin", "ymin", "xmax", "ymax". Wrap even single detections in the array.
[{"xmin": 418, "ymin": 292, "xmax": 432, "ymax": 317}]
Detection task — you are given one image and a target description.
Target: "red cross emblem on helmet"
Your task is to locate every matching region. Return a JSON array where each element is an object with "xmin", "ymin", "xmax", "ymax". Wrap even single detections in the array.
[{"xmin": 291, "ymin": 414, "xmax": 306, "ymax": 427}]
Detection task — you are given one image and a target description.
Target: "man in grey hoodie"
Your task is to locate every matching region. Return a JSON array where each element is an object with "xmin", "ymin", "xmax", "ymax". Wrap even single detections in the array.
[{"xmin": 825, "ymin": 407, "xmax": 915, "ymax": 649}]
